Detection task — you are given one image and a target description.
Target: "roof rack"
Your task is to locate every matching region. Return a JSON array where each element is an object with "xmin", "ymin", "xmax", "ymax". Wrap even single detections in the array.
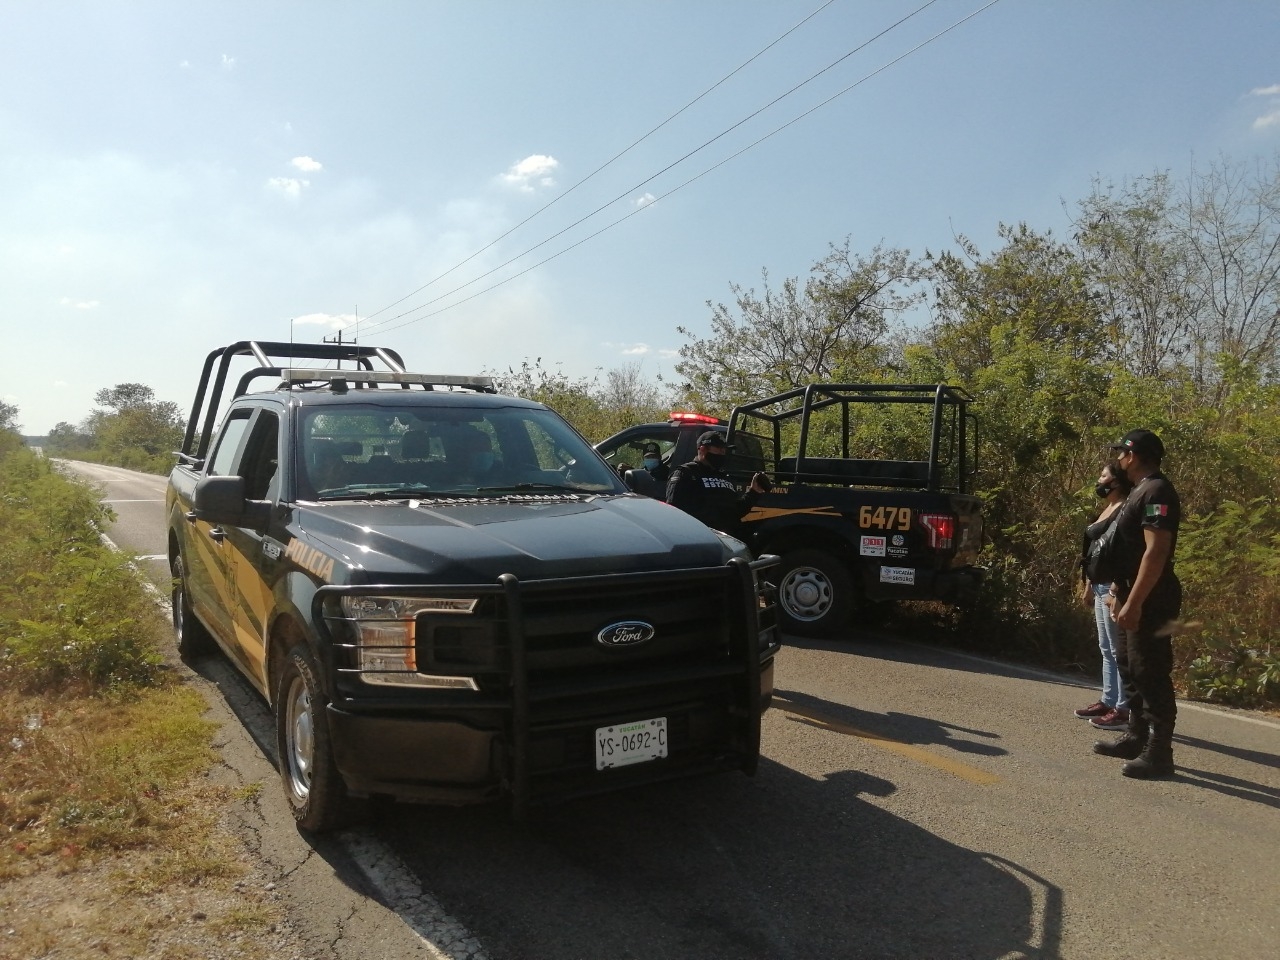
[
  {"xmin": 279, "ymin": 369, "xmax": 495, "ymax": 392},
  {"xmin": 179, "ymin": 340, "xmax": 493, "ymax": 462}
]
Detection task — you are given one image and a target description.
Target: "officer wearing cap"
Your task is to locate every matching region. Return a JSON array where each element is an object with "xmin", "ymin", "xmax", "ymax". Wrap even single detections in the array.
[
  {"xmin": 1092, "ymin": 428, "xmax": 1182, "ymax": 779},
  {"xmin": 640, "ymin": 441, "xmax": 670, "ymax": 486},
  {"xmin": 665, "ymin": 429, "xmax": 770, "ymax": 535}
]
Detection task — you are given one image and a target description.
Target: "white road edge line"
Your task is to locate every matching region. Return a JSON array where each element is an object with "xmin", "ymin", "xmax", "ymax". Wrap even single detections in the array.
[{"xmin": 97, "ymin": 529, "xmax": 489, "ymax": 960}]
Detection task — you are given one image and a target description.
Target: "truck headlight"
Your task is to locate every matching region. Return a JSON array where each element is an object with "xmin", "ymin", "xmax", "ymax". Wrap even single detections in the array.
[{"xmin": 340, "ymin": 595, "xmax": 480, "ymax": 690}]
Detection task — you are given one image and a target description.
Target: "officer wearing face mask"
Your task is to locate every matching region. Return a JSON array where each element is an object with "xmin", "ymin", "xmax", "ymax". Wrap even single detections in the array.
[
  {"xmin": 640, "ymin": 442, "xmax": 670, "ymax": 486},
  {"xmin": 665, "ymin": 430, "xmax": 770, "ymax": 534}
]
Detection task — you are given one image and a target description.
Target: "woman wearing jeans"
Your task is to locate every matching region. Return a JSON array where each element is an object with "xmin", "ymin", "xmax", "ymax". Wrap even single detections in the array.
[{"xmin": 1075, "ymin": 462, "xmax": 1134, "ymax": 730}]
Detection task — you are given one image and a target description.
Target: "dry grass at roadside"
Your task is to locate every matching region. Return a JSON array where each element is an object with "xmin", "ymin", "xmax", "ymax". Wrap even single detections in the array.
[
  {"xmin": 0, "ymin": 678, "xmax": 302, "ymax": 959},
  {"xmin": 0, "ymin": 443, "xmax": 314, "ymax": 957}
]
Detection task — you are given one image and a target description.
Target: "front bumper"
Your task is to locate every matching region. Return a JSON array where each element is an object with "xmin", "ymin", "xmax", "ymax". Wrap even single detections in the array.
[
  {"xmin": 328, "ymin": 653, "xmax": 775, "ymax": 805},
  {"xmin": 314, "ymin": 556, "xmax": 780, "ymax": 814}
]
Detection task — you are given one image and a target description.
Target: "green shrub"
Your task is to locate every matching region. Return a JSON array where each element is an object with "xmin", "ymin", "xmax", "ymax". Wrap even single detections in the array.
[
  {"xmin": 1175, "ymin": 498, "xmax": 1280, "ymax": 705},
  {"xmin": 0, "ymin": 441, "xmax": 163, "ymax": 693}
]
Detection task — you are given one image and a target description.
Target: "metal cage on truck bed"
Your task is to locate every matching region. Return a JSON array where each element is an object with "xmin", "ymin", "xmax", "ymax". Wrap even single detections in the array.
[{"xmin": 726, "ymin": 383, "xmax": 979, "ymax": 495}]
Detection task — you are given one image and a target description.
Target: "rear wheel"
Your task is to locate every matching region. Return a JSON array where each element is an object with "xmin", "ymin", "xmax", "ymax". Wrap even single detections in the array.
[
  {"xmin": 171, "ymin": 554, "xmax": 214, "ymax": 660},
  {"xmin": 276, "ymin": 646, "xmax": 364, "ymax": 832},
  {"xmin": 772, "ymin": 548, "xmax": 855, "ymax": 638}
]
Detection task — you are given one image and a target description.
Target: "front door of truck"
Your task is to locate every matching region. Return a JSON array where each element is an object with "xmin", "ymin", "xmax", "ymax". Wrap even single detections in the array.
[
  {"xmin": 186, "ymin": 410, "xmax": 254, "ymax": 645},
  {"xmin": 220, "ymin": 408, "xmax": 281, "ymax": 694}
]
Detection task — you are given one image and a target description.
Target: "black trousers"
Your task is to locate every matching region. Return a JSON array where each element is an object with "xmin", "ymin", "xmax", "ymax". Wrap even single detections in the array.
[{"xmin": 1116, "ymin": 576, "xmax": 1182, "ymax": 730}]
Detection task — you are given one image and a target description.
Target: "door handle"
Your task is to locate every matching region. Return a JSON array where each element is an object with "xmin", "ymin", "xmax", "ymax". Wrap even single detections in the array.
[
  {"xmin": 208, "ymin": 527, "xmax": 226, "ymax": 543},
  {"xmin": 185, "ymin": 511, "xmax": 199, "ymax": 523}
]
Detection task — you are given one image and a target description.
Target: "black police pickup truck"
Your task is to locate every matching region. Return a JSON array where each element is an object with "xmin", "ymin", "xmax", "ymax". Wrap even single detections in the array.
[
  {"xmin": 167, "ymin": 340, "xmax": 779, "ymax": 831},
  {"xmin": 596, "ymin": 384, "xmax": 984, "ymax": 637}
]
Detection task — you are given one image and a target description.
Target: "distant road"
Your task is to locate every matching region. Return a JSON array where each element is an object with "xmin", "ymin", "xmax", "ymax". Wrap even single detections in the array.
[{"xmin": 59, "ymin": 459, "xmax": 1280, "ymax": 960}]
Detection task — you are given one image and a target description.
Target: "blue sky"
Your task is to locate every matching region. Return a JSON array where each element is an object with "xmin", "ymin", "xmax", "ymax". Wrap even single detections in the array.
[{"xmin": 3, "ymin": 0, "xmax": 1278, "ymax": 434}]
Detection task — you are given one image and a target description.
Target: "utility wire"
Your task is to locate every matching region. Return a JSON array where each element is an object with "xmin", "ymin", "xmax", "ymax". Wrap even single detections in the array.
[
  {"xmin": 360, "ymin": 0, "xmax": 842, "ymax": 325},
  {"xmin": 357, "ymin": 0, "xmax": 940, "ymax": 337},
  {"xmin": 372, "ymin": 0, "xmax": 1005, "ymax": 337}
]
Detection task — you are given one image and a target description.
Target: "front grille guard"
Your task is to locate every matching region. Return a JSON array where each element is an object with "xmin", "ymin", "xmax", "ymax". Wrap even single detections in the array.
[{"xmin": 312, "ymin": 556, "xmax": 780, "ymax": 816}]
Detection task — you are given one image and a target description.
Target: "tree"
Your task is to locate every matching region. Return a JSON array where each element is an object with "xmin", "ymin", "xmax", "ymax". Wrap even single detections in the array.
[
  {"xmin": 1074, "ymin": 155, "xmax": 1280, "ymax": 386},
  {"xmin": 45, "ymin": 421, "xmax": 91, "ymax": 454},
  {"xmin": 1181, "ymin": 154, "xmax": 1280, "ymax": 377},
  {"xmin": 94, "ymin": 383, "xmax": 157, "ymax": 411},
  {"xmin": 81, "ymin": 383, "xmax": 184, "ymax": 467},
  {"xmin": 676, "ymin": 239, "xmax": 924, "ymax": 412},
  {"xmin": 0, "ymin": 400, "xmax": 19, "ymax": 434},
  {"xmin": 1074, "ymin": 172, "xmax": 1200, "ymax": 378}
]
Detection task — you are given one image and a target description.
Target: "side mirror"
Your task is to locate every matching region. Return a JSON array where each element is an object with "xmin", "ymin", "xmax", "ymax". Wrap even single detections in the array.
[{"xmin": 193, "ymin": 475, "xmax": 272, "ymax": 530}]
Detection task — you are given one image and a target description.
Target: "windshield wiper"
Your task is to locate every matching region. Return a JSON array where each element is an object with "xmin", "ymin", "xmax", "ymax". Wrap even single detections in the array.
[
  {"xmin": 319, "ymin": 485, "xmax": 438, "ymax": 501},
  {"xmin": 474, "ymin": 482, "xmax": 593, "ymax": 494}
]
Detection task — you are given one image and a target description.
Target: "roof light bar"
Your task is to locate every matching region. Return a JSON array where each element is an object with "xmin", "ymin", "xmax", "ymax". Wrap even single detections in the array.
[{"xmin": 669, "ymin": 412, "xmax": 724, "ymax": 425}]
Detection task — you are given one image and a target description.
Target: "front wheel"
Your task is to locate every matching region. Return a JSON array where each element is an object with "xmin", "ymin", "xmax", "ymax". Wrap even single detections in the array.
[
  {"xmin": 275, "ymin": 646, "xmax": 364, "ymax": 832},
  {"xmin": 171, "ymin": 554, "xmax": 214, "ymax": 661},
  {"xmin": 772, "ymin": 548, "xmax": 855, "ymax": 638}
]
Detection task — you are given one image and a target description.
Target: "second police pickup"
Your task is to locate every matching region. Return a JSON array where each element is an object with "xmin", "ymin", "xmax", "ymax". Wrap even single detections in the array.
[{"xmin": 596, "ymin": 383, "xmax": 985, "ymax": 636}]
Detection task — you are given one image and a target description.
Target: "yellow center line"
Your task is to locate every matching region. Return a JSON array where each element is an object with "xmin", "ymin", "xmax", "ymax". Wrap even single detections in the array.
[{"xmin": 773, "ymin": 701, "xmax": 1001, "ymax": 785}]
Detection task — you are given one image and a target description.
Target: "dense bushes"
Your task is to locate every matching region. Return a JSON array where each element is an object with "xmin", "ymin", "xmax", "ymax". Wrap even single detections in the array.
[{"xmin": 0, "ymin": 440, "xmax": 163, "ymax": 693}]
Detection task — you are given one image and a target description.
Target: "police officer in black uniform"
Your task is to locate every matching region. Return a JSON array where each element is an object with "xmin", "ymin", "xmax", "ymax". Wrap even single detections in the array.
[
  {"xmin": 1092, "ymin": 428, "xmax": 1182, "ymax": 779},
  {"xmin": 640, "ymin": 442, "xmax": 670, "ymax": 487},
  {"xmin": 665, "ymin": 430, "xmax": 769, "ymax": 535}
]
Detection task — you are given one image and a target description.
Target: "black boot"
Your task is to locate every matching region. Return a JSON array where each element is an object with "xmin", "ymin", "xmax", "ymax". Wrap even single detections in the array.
[
  {"xmin": 1123, "ymin": 721, "xmax": 1174, "ymax": 778},
  {"xmin": 1093, "ymin": 716, "xmax": 1148, "ymax": 760}
]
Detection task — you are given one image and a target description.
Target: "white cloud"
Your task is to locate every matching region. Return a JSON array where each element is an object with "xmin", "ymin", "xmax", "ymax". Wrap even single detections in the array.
[
  {"xmin": 267, "ymin": 176, "xmax": 309, "ymax": 198},
  {"xmin": 634, "ymin": 192, "xmax": 656, "ymax": 209},
  {"xmin": 292, "ymin": 156, "xmax": 322, "ymax": 173},
  {"xmin": 179, "ymin": 60, "xmax": 190, "ymax": 69},
  {"xmin": 221, "ymin": 54, "xmax": 236, "ymax": 70},
  {"xmin": 1253, "ymin": 110, "xmax": 1280, "ymax": 131},
  {"xmin": 500, "ymin": 154, "xmax": 558, "ymax": 192},
  {"xmin": 292, "ymin": 313, "xmax": 358, "ymax": 330},
  {"xmin": 657, "ymin": 348, "xmax": 680, "ymax": 359},
  {"xmin": 59, "ymin": 297, "xmax": 100, "ymax": 310},
  {"xmin": 1249, "ymin": 84, "xmax": 1280, "ymax": 96}
]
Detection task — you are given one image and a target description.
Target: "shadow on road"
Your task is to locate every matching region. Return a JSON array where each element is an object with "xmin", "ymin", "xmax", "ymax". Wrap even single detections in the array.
[
  {"xmin": 772, "ymin": 687, "xmax": 1007, "ymax": 758},
  {"xmin": 782, "ymin": 631, "xmax": 1091, "ymax": 695},
  {"xmin": 187, "ymin": 652, "xmax": 1054, "ymax": 959},
  {"xmin": 363, "ymin": 760, "xmax": 1059, "ymax": 960}
]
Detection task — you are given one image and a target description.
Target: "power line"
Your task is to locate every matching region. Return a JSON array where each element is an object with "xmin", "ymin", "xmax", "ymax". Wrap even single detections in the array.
[
  {"xmin": 359, "ymin": 0, "xmax": 843, "ymax": 326},
  {"xmin": 371, "ymin": 0, "xmax": 1006, "ymax": 338},
  {"xmin": 357, "ymin": 0, "xmax": 942, "ymax": 337}
]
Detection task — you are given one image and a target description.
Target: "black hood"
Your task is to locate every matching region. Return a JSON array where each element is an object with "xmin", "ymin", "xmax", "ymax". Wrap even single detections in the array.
[{"xmin": 294, "ymin": 494, "xmax": 730, "ymax": 584}]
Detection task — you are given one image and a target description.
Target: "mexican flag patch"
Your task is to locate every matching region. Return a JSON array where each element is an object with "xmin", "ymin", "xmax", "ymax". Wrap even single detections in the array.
[{"xmin": 1146, "ymin": 504, "xmax": 1169, "ymax": 517}]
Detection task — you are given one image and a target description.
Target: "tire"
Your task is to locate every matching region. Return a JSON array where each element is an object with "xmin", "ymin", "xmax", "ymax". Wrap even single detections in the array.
[
  {"xmin": 772, "ymin": 548, "xmax": 855, "ymax": 638},
  {"xmin": 171, "ymin": 554, "xmax": 215, "ymax": 660},
  {"xmin": 276, "ymin": 646, "xmax": 364, "ymax": 832}
]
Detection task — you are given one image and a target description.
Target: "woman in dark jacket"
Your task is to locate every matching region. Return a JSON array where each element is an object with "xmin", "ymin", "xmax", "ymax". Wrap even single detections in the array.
[{"xmin": 1074, "ymin": 461, "xmax": 1134, "ymax": 730}]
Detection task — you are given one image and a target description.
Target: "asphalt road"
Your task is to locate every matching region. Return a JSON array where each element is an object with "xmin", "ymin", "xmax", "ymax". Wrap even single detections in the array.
[{"xmin": 61, "ymin": 459, "xmax": 1280, "ymax": 960}]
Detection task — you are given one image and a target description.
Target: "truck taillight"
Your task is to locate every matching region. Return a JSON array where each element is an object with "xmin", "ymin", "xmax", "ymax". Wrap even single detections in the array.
[{"xmin": 919, "ymin": 513, "xmax": 955, "ymax": 550}]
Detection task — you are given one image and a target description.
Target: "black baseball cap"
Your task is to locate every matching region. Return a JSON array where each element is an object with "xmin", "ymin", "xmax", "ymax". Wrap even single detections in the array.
[
  {"xmin": 641, "ymin": 442, "xmax": 661, "ymax": 455},
  {"xmin": 1109, "ymin": 428, "xmax": 1165, "ymax": 461},
  {"xmin": 697, "ymin": 430, "xmax": 730, "ymax": 448}
]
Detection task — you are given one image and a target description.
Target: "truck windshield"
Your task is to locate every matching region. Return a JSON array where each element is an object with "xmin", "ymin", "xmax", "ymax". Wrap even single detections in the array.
[{"xmin": 297, "ymin": 403, "xmax": 624, "ymax": 500}]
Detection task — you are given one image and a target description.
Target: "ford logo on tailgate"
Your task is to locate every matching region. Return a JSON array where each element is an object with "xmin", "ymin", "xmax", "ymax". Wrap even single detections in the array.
[{"xmin": 596, "ymin": 621, "xmax": 655, "ymax": 649}]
